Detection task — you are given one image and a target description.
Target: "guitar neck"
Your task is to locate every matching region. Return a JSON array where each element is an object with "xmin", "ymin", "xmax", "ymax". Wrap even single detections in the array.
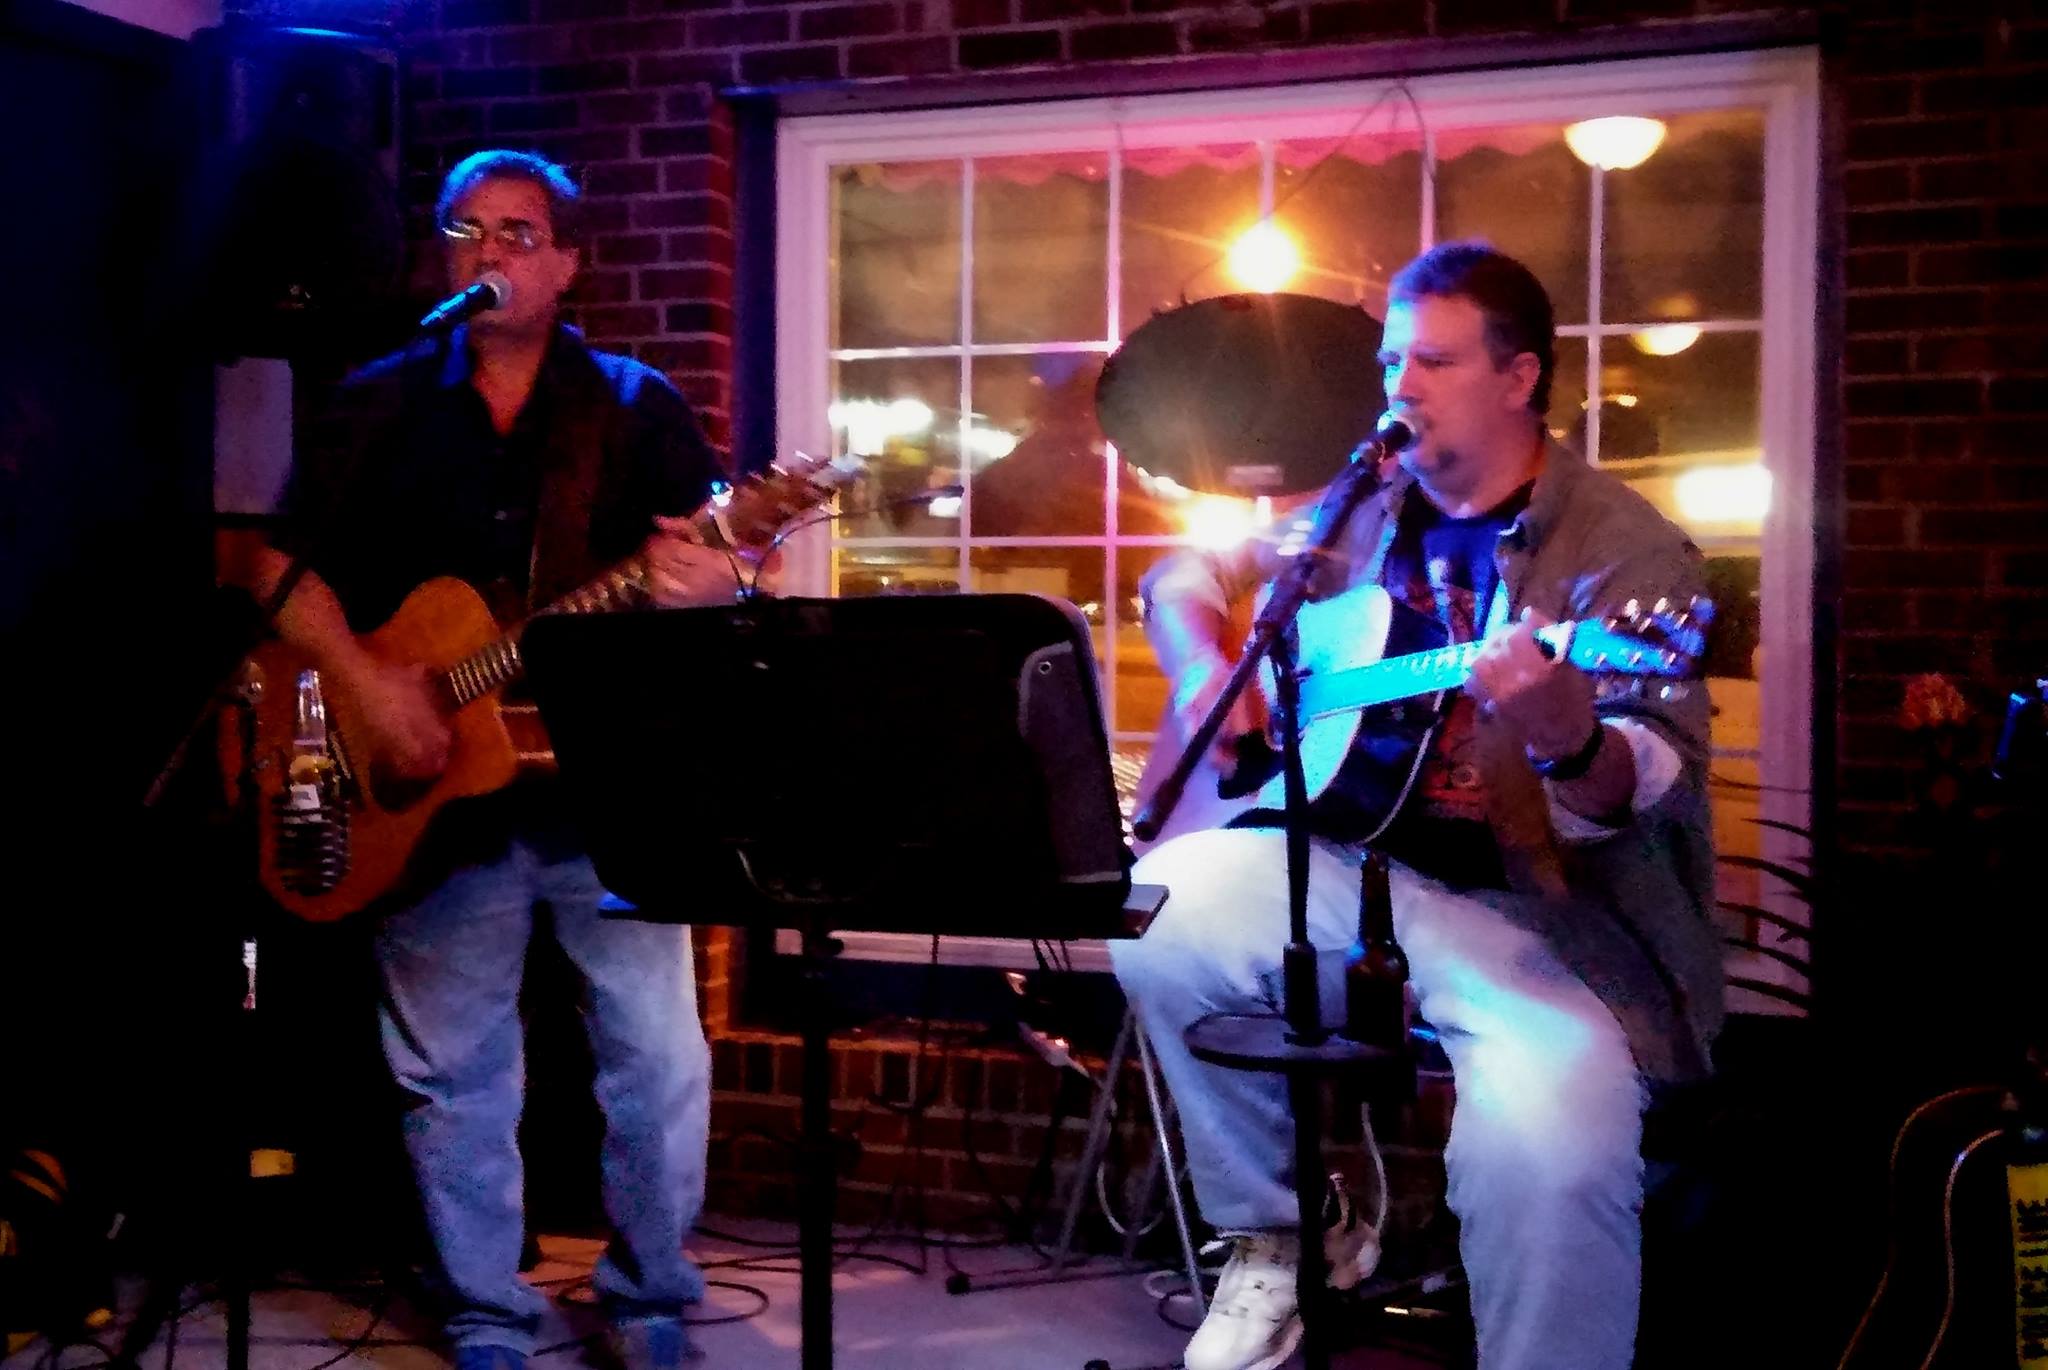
[
  {"xmin": 442, "ymin": 554, "xmax": 655, "ymax": 709},
  {"xmin": 1298, "ymin": 623, "xmax": 1577, "ymax": 719}
]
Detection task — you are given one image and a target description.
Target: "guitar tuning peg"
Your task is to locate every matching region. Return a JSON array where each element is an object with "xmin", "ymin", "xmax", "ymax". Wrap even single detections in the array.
[{"xmin": 1652, "ymin": 596, "xmax": 1670, "ymax": 616}]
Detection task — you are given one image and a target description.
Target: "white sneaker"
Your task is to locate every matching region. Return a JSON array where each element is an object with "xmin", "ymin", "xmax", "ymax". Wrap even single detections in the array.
[
  {"xmin": 1183, "ymin": 1176, "xmax": 1382, "ymax": 1370},
  {"xmin": 1184, "ymin": 1231, "xmax": 1304, "ymax": 1370}
]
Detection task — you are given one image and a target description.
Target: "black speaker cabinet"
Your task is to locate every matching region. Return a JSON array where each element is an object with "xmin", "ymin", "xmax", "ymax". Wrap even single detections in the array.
[{"xmin": 185, "ymin": 22, "xmax": 404, "ymax": 360}]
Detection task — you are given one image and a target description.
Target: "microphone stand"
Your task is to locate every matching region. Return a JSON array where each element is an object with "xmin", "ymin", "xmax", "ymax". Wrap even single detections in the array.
[{"xmin": 1131, "ymin": 424, "xmax": 1408, "ymax": 1370}]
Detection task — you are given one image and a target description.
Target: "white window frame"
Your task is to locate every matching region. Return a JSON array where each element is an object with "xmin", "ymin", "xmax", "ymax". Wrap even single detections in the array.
[{"xmin": 774, "ymin": 48, "xmax": 1819, "ymax": 1008}]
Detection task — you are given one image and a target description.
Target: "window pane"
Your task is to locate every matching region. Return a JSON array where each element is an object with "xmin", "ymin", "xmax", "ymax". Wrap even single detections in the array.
[
  {"xmin": 968, "ymin": 352, "xmax": 1109, "ymax": 537},
  {"xmin": 1603, "ymin": 110, "xmax": 1764, "ymax": 323},
  {"xmin": 1120, "ymin": 144, "xmax": 1262, "ymax": 335},
  {"xmin": 1435, "ymin": 124, "xmax": 1592, "ymax": 325},
  {"xmin": 1546, "ymin": 336, "xmax": 1589, "ymax": 455},
  {"xmin": 1272, "ymin": 133, "xmax": 1424, "ymax": 316},
  {"xmin": 969, "ymin": 547, "xmax": 1106, "ymax": 643},
  {"xmin": 833, "ymin": 160, "xmax": 960, "ymax": 349},
  {"xmin": 836, "ymin": 546, "xmax": 961, "ymax": 596},
  {"xmin": 830, "ymin": 355, "xmax": 962, "ymax": 538},
  {"xmin": 1598, "ymin": 330, "xmax": 1765, "ymax": 542},
  {"xmin": 1113, "ymin": 546, "xmax": 1177, "ymax": 737},
  {"xmin": 972, "ymin": 152, "xmax": 1109, "ymax": 344},
  {"xmin": 1599, "ymin": 329, "xmax": 1760, "ymax": 461}
]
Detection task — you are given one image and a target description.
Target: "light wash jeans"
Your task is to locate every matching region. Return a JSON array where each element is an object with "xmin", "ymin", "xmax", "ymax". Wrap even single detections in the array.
[
  {"xmin": 374, "ymin": 832, "xmax": 710, "ymax": 1356},
  {"xmin": 1111, "ymin": 826, "xmax": 1645, "ymax": 1370}
]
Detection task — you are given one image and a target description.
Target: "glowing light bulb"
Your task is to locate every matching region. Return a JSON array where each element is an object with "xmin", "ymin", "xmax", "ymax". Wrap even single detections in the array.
[
  {"xmin": 1563, "ymin": 116, "xmax": 1667, "ymax": 171},
  {"xmin": 1227, "ymin": 222, "xmax": 1300, "ymax": 293},
  {"xmin": 1631, "ymin": 324, "xmax": 1703, "ymax": 357}
]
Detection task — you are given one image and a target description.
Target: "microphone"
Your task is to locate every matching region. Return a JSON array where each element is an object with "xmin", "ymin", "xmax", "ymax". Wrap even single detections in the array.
[
  {"xmin": 418, "ymin": 271, "xmax": 511, "ymax": 331},
  {"xmin": 745, "ymin": 484, "xmax": 965, "ymax": 598},
  {"xmin": 1373, "ymin": 411, "xmax": 1415, "ymax": 453},
  {"xmin": 273, "ymin": 669, "xmax": 349, "ymax": 896}
]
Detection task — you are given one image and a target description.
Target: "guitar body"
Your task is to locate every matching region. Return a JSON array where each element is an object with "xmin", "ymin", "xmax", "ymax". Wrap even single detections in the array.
[
  {"xmin": 1129, "ymin": 580, "xmax": 1707, "ymax": 856},
  {"xmin": 1132, "ymin": 584, "xmax": 1446, "ymax": 853},
  {"xmin": 247, "ymin": 577, "xmax": 525, "ymax": 922},
  {"xmin": 237, "ymin": 448, "xmax": 866, "ymax": 922}
]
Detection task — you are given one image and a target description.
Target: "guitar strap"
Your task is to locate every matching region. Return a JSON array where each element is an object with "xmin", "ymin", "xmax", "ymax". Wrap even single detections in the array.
[{"xmin": 527, "ymin": 350, "xmax": 625, "ymax": 612}]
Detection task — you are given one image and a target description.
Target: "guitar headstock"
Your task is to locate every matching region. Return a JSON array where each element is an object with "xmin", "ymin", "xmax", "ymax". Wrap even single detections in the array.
[
  {"xmin": 1561, "ymin": 594, "xmax": 1716, "ymax": 679},
  {"xmin": 710, "ymin": 450, "xmax": 868, "ymax": 548}
]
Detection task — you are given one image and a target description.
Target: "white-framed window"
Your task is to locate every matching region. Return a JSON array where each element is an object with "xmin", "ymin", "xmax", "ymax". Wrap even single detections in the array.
[{"xmin": 775, "ymin": 48, "xmax": 1819, "ymax": 1011}]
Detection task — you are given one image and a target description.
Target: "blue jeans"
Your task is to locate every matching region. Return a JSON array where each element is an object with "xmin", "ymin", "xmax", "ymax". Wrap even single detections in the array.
[
  {"xmin": 1112, "ymin": 827, "xmax": 1645, "ymax": 1370},
  {"xmin": 375, "ymin": 832, "xmax": 709, "ymax": 1355}
]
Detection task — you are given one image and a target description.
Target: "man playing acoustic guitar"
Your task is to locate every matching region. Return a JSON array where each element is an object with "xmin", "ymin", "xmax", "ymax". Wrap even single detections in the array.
[
  {"xmin": 1115, "ymin": 241, "xmax": 1723, "ymax": 1370},
  {"xmin": 254, "ymin": 150, "xmax": 749, "ymax": 1370}
]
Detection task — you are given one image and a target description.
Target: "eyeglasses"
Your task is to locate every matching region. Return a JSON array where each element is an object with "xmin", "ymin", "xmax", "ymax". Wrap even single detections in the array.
[{"xmin": 440, "ymin": 218, "xmax": 552, "ymax": 254}]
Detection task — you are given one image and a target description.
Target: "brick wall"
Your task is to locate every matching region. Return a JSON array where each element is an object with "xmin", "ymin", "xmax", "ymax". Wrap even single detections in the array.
[{"xmin": 378, "ymin": 0, "xmax": 2047, "ymax": 1226}]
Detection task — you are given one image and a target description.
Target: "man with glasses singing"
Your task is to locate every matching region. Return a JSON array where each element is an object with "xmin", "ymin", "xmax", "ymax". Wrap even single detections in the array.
[{"xmin": 256, "ymin": 150, "xmax": 739, "ymax": 1370}]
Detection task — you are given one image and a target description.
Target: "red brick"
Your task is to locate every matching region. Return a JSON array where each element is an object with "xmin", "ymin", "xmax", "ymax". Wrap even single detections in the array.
[
  {"xmin": 585, "ymin": 93, "xmax": 664, "ymax": 127},
  {"xmin": 443, "ymin": 0, "xmax": 530, "ymax": 26},
  {"xmin": 667, "ymin": 227, "xmax": 736, "ymax": 267},
  {"xmin": 667, "ymin": 301, "xmax": 736, "ymax": 333},
  {"xmin": 643, "ymin": 333, "xmax": 741, "ymax": 370},
  {"xmin": 737, "ymin": 44, "xmax": 845, "ymax": 84},
  {"xmin": 1190, "ymin": 5, "xmax": 1304, "ymax": 46},
  {"xmin": 597, "ymin": 233, "xmax": 666, "ymax": 265},
  {"xmin": 1916, "ymin": 245, "xmax": 2048, "ymax": 287},
  {"xmin": 1847, "ymin": 250, "xmax": 1910, "ymax": 290},
  {"xmin": 1846, "ymin": 507, "xmax": 1909, "ymax": 547},
  {"xmin": 443, "ymin": 66, "xmax": 532, "ymax": 99},
  {"xmin": 1845, "ymin": 78, "xmax": 1915, "ymax": 122},
  {"xmin": 1913, "ymin": 334, "xmax": 1993, "ymax": 375},
  {"xmin": 1024, "ymin": 0, "xmax": 1124, "ymax": 17},
  {"xmin": 1846, "ymin": 115, "xmax": 1992, "ymax": 164},
  {"xmin": 1843, "ymin": 548, "xmax": 1988, "ymax": 590},
  {"xmin": 1846, "ymin": 337, "xmax": 1910, "ymax": 374},
  {"xmin": 661, "ymin": 156, "xmax": 731, "ymax": 195},
  {"xmin": 1844, "ymin": 378, "xmax": 1983, "ymax": 418},
  {"xmin": 1845, "ymin": 27, "xmax": 1988, "ymax": 76},
  {"xmin": 1433, "ymin": 0, "xmax": 1557, "ymax": 33},
  {"xmin": 1844, "ymin": 422, "xmax": 1910, "ymax": 464},
  {"xmin": 1916, "ymin": 158, "xmax": 2008, "ymax": 202},
  {"xmin": 1927, "ymin": 506, "xmax": 2048, "ymax": 547},
  {"xmin": 578, "ymin": 269, "xmax": 635, "ymax": 304},
  {"xmin": 1846, "ymin": 165, "xmax": 1913, "ymax": 207},
  {"xmin": 848, "ymin": 35, "xmax": 955, "ymax": 76},
  {"xmin": 1560, "ymin": 0, "xmax": 1693, "ymax": 19},
  {"xmin": 586, "ymin": 160, "xmax": 660, "ymax": 196},
  {"xmin": 584, "ymin": 18, "xmax": 693, "ymax": 54},
  {"xmin": 632, "ymin": 193, "xmax": 723, "ymax": 229},
  {"xmin": 641, "ymin": 265, "xmax": 733, "ymax": 298},
  {"xmin": 640, "ymin": 123, "xmax": 717, "ymax": 158},
  {"xmin": 1878, "ymin": 462, "xmax": 1989, "ymax": 503},
  {"xmin": 798, "ymin": 2, "xmax": 905, "ymax": 39},
  {"xmin": 1846, "ymin": 290, "xmax": 1985, "ymax": 332},
  {"xmin": 1991, "ymin": 377, "xmax": 2048, "ymax": 412},
  {"xmin": 490, "ymin": 99, "xmax": 581, "ymax": 134},
  {"xmin": 959, "ymin": 28, "xmax": 1063, "ymax": 66},
  {"xmin": 1847, "ymin": 205, "xmax": 1986, "ymax": 250},
  {"xmin": 536, "ymin": 59, "xmax": 632, "ymax": 94},
  {"xmin": 637, "ymin": 53, "xmax": 738, "ymax": 85},
  {"xmin": 689, "ymin": 8, "xmax": 792, "ymax": 44},
  {"xmin": 951, "ymin": 0, "xmax": 1014, "ymax": 25},
  {"xmin": 1305, "ymin": 0, "xmax": 1428, "ymax": 42},
  {"xmin": 1070, "ymin": 18, "xmax": 1179, "ymax": 60},
  {"xmin": 579, "ymin": 304, "xmax": 662, "ymax": 336},
  {"xmin": 2004, "ymin": 551, "xmax": 2048, "ymax": 589}
]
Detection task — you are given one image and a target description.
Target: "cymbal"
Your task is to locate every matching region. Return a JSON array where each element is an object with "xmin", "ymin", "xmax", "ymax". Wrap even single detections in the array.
[{"xmin": 1094, "ymin": 292, "xmax": 1386, "ymax": 497}]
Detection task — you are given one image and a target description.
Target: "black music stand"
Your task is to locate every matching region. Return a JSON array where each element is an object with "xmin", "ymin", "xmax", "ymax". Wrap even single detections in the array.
[{"xmin": 520, "ymin": 592, "xmax": 1166, "ymax": 1370}]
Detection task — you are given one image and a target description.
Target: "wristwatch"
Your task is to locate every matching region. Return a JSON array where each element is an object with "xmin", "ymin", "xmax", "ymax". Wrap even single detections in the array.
[{"xmin": 1527, "ymin": 721, "xmax": 1608, "ymax": 781}]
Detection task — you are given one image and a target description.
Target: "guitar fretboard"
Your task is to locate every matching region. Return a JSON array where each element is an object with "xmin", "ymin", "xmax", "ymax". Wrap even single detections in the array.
[{"xmin": 1297, "ymin": 622, "xmax": 1580, "ymax": 719}]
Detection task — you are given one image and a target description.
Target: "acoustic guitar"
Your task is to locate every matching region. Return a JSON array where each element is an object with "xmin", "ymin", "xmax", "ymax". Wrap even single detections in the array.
[
  {"xmin": 239, "ymin": 450, "xmax": 863, "ymax": 921},
  {"xmin": 1131, "ymin": 582, "xmax": 1714, "ymax": 852}
]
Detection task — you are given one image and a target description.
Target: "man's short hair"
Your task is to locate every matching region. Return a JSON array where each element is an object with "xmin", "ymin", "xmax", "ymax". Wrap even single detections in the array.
[
  {"xmin": 1389, "ymin": 240, "xmax": 1556, "ymax": 415},
  {"xmin": 435, "ymin": 149, "xmax": 585, "ymax": 249}
]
